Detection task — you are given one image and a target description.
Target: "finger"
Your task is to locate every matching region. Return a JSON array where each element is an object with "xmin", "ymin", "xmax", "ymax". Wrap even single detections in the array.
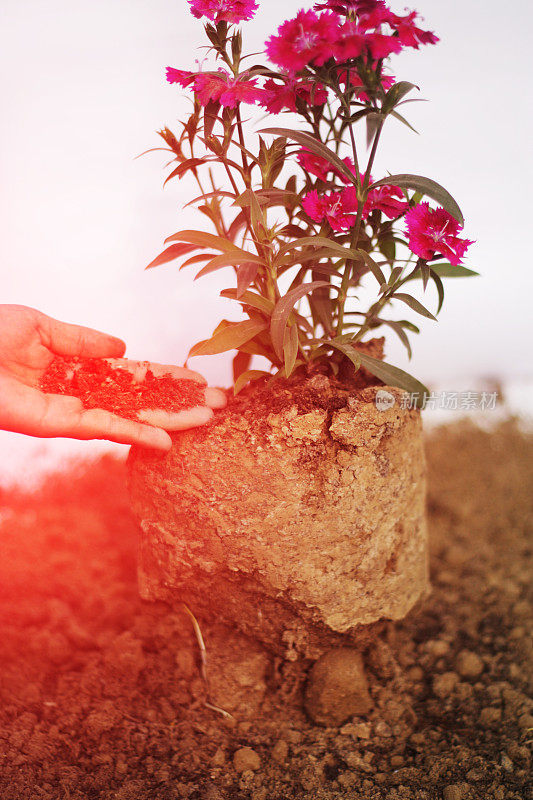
[
  {"xmin": 137, "ymin": 405, "xmax": 214, "ymax": 430},
  {"xmin": 71, "ymin": 407, "xmax": 173, "ymax": 450},
  {"xmin": 104, "ymin": 358, "xmax": 207, "ymax": 385},
  {"xmin": 0, "ymin": 376, "xmax": 171, "ymax": 450},
  {"xmin": 39, "ymin": 314, "xmax": 126, "ymax": 359},
  {"xmin": 43, "ymin": 397, "xmax": 172, "ymax": 450},
  {"xmin": 205, "ymin": 387, "xmax": 227, "ymax": 409}
]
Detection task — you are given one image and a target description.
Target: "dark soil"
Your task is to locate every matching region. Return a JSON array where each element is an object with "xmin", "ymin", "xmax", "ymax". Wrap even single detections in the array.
[
  {"xmin": 0, "ymin": 421, "xmax": 531, "ymax": 800},
  {"xmin": 39, "ymin": 357, "xmax": 205, "ymax": 421}
]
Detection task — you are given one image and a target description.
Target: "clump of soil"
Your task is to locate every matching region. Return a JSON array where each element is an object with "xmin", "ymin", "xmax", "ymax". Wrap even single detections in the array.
[
  {"xmin": 0, "ymin": 421, "xmax": 531, "ymax": 799},
  {"xmin": 39, "ymin": 356, "xmax": 205, "ymax": 422}
]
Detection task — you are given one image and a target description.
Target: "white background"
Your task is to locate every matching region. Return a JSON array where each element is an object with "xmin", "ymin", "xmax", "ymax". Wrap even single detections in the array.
[{"xmin": 1, "ymin": 0, "xmax": 532, "ymax": 481}]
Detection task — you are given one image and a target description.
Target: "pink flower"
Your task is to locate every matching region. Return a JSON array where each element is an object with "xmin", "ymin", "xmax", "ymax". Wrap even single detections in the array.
[
  {"xmin": 314, "ymin": 0, "xmax": 385, "ymax": 13},
  {"xmin": 333, "ymin": 21, "xmax": 365, "ymax": 60},
  {"xmin": 405, "ymin": 203, "xmax": 474, "ymax": 265},
  {"xmin": 188, "ymin": 0, "xmax": 258, "ymax": 24},
  {"xmin": 364, "ymin": 31, "xmax": 403, "ymax": 59},
  {"xmin": 167, "ymin": 67, "xmax": 263, "ymax": 108},
  {"xmin": 261, "ymin": 77, "xmax": 327, "ymax": 114},
  {"xmin": 265, "ymin": 10, "xmax": 340, "ymax": 71},
  {"xmin": 303, "ymin": 187, "xmax": 358, "ymax": 231},
  {"xmin": 166, "ymin": 68, "xmax": 197, "ymax": 87},
  {"xmin": 391, "ymin": 10, "xmax": 438, "ymax": 48},
  {"xmin": 194, "ymin": 71, "xmax": 263, "ymax": 107},
  {"xmin": 297, "ymin": 148, "xmax": 355, "ymax": 182},
  {"xmin": 364, "ymin": 183, "xmax": 409, "ymax": 219}
]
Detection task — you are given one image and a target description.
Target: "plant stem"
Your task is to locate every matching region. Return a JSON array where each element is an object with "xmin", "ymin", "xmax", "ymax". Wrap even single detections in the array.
[{"xmin": 335, "ymin": 118, "xmax": 385, "ymax": 338}]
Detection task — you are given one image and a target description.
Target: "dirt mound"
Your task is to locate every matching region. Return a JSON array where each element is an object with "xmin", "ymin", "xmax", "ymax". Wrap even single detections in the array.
[{"xmin": 0, "ymin": 423, "xmax": 531, "ymax": 799}]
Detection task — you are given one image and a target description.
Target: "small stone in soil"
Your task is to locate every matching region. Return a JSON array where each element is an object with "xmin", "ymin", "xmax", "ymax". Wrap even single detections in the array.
[
  {"xmin": 39, "ymin": 356, "xmax": 205, "ymax": 423},
  {"xmin": 305, "ymin": 648, "xmax": 372, "ymax": 726},
  {"xmin": 233, "ymin": 747, "xmax": 261, "ymax": 773},
  {"xmin": 455, "ymin": 649, "xmax": 484, "ymax": 679}
]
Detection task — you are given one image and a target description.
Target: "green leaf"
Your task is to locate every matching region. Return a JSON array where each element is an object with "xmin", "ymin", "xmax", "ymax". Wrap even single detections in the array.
[
  {"xmin": 233, "ymin": 369, "xmax": 271, "ymax": 396},
  {"xmin": 356, "ymin": 352, "xmax": 428, "ymax": 405},
  {"xmin": 382, "ymin": 81, "xmax": 418, "ymax": 115},
  {"xmin": 326, "ymin": 340, "xmax": 362, "ymax": 372},
  {"xmin": 278, "ymin": 236, "xmax": 353, "ymax": 260},
  {"xmin": 393, "ymin": 292, "xmax": 438, "ymax": 320},
  {"xmin": 145, "ymin": 243, "xmax": 198, "ymax": 270},
  {"xmin": 369, "ymin": 174, "xmax": 464, "ymax": 225},
  {"xmin": 378, "ymin": 319, "xmax": 413, "ymax": 359},
  {"xmin": 283, "ymin": 324, "xmax": 299, "ymax": 378},
  {"xmin": 427, "ymin": 262, "xmax": 479, "ymax": 278},
  {"xmin": 356, "ymin": 250, "xmax": 386, "ymax": 286},
  {"xmin": 188, "ymin": 318, "xmax": 267, "ymax": 357},
  {"xmin": 389, "ymin": 110, "xmax": 419, "ymax": 135},
  {"xmin": 270, "ymin": 281, "xmax": 331, "ymax": 361},
  {"xmin": 429, "ymin": 269, "xmax": 445, "ymax": 314},
  {"xmin": 260, "ymin": 127, "xmax": 359, "ymax": 187},
  {"xmin": 366, "ymin": 112, "xmax": 382, "ymax": 148}
]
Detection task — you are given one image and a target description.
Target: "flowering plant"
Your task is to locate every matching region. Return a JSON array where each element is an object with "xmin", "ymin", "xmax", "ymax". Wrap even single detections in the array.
[{"xmin": 148, "ymin": 0, "xmax": 476, "ymax": 401}]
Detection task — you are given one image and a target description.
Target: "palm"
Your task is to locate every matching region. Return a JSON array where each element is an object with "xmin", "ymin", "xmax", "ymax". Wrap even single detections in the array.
[{"xmin": 0, "ymin": 305, "xmax": 226, "ymax": 450}]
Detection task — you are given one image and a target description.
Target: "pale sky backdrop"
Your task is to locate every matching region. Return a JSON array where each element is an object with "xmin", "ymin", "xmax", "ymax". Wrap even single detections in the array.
[{"xmin": 1, "ymin": 0, "xmax": 532, "ymax": 480}]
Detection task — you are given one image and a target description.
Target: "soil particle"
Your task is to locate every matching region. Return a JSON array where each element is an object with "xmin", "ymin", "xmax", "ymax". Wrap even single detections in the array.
[
  {"xmin": 233, "ymin": 746, "xmax": 261, "ymax": 772},
  {"xmin": 0, "ymin": 420, "xmax": 532, "ymax": 799},
  {"xmin": 304, "ymin": 648, "xmax": 373, "ymax": 726},
  {"xmin": 455, "ymin": 650, "xmax": 484, "ymax": 679},
  {"xmin": 39, "ymin": 355, "xmax": 205, "ymax": 421}
]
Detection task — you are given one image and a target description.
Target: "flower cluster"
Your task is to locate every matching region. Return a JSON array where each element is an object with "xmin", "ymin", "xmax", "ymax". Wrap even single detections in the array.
[
  {"xmin": 153, "ymin": 0, "xmax": 475, "ymax": 398},
  {"xmin": 265, "ymin": 4, "xmax": 438, "ymax": 71}
]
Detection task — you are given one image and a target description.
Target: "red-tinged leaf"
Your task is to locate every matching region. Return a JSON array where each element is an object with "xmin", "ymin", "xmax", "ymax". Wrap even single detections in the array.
[
  {"xmin": 237, "ymin": 262, "xmax": 259, "ymax": 298},
  {"xmin": 227, "ymin": 211, "xmax": 248, "ymax": 242},
  {"xmin": 184, "ymin": 190, "xmax": 236, "ymax": 208},
  {"xmin": 145, "ymin": 243, "xmax": 198, "ymax": 270},
  {"xmin": 163, "ymin": 158, "xmax": 209, "ymax": 187},
  {"xmin": 134, "ymin": 147, "xmax": 173, "ymax": 160},
  {"xmin": 283, "ymin": 324, "xmax": 299, "ymax": 378},
  {"xmin": 195, "ymin": 252, "xmax": 264, "ymax": 280},
  {"xmin": 220, "ymin": 288, "xmax": 274, "ymax": 316},
  {"xmin": 188, "ymin": 318, "xmax": 268, "ymax": 357},
  {"xmin": 204, "ymin": 99, "xmax": 220, "ymax": 139},
  {"xmin": 180, "ymin": 253, "xmax": 217, "ymax": 270},
  {"xmin": 164, "ymin": 230, "xmax": 243, "ymax": 253},
  {"xmin": 234, "ymin": 369, "xmax": 271, "ymax": 396},
  {"xmin": 232, "ymin": 350, "xmax": 252, "ymax": 383},
  {"xmin": 270, "ymin": 281, "xmax": 332, "ymax": 361}
]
